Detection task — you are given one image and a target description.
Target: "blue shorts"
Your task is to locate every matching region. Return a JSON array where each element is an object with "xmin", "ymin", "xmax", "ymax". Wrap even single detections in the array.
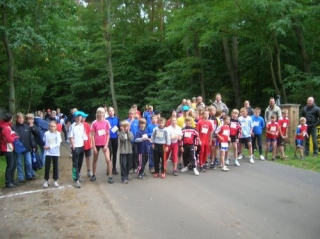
[
  {"xmin": 267, "ymin": 138, "xmax": 277, "ymax": 143},
  {"xmin": 295, "ymin": 139, "xmax": 304, "ymax": 148}
]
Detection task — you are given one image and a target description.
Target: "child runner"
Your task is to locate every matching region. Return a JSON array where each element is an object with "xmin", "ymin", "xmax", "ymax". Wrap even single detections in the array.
[
  {"xmin": 91, "ymin": 107, "xmax": 113, "ymax": 183},
  {"xmin": 277, "ymin": 109, "xmax": 290, "ymax": 160},
  {"xmin": 251, "ymin": 107, "xmax": 265, "ymax": 160},
  {"xmin": 43, "ymin": 121, "xmax": 62, "ymax": 188},
  {"xmin": 294, "ymin": 117, "xmax": 308, "ymax": 159},
  {"xmin": 265, "ymin": 115, "xmax": 280, "ymax": 161},
  {"xmin": 69, "ymin": 111, "xmax": 88, "ymax": 188},
  {"xmin": 165, "ymin": 116, "xmax": 182, "ymax": 176},
  {"xmin": 228, "ymin": 109, "xmax": 241, "ymax": 166},
  {"xmin": 81, "ymin": 113, "xmax": 92, "ymax": 177},
  {"xmin": 180, "ymin": 117, "xmax": 199, "ymax": 176},
  {"xmin": 215, "ymin": 116, "xmax": 231, "ymax": 171},
  {"xmin": 196, "ymin": 110, "xmax": 213, "ymax": 172},
  {"xmin": 118, "ymin": 121, "xmax": 134, "ymax": 183},
  {"xmin": 147, "ymin": 115, "xmax": 158, "ymax": 173},
  {"xmin": 237, "ymin": 108, "xmax": 254, "ymax": 164},
  {"xmin": 135, "ymin": 118, "xmax": 149, "ymax": 179},
  {"xmin": 151, "ymin": 117, "xmax": 170, "ymax": 179}
]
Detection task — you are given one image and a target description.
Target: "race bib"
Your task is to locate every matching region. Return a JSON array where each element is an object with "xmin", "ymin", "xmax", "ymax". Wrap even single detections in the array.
[
  {"xmin": 156, "ymin": 130, "xmax": 163, "ymax": 138},
  {"xmin": 221, "ymin": 142, "xmax": 228, "ymax": 147},
  {"xmin": 111, "ymin": 126, "xmax": 118, "ymax": 133},
  {"xmin": 142, "ymin": 134, "xmax": 148, "ymax": 139},
  {"xmin": 270, "ymin": 126, "xmax": 276, "ymax": 132},
  {"xmin": 253, "ymin": 121, "xmax": 259, "ymax": 127},
  {"xmin": 184, "ymin": 132, "xmax": 191, "ymax": 138},
  {"xmin": 230, "ymin": 122, "xmax": 237, "ymax": 129},
  {"xmin": 98, "ymin": 129, "xmax": 106, "ymax": 136},
  {"xmin": 48, "ymin": 138, "xmax": 55, "ymax": 145},
  {"xmin": 201, "ymin": 127, "xmax": 208, "ymax": 134},
  {"xmin": 282, "ymin": 123, "xmax": 287, "ymax": 128},
  {"xmin": 124, "ymin": 133, "xmax": 128, "ymax": 139},
  {"xmin": 223, "ymin": 130, "xmax": 229, "ymax": 136}
]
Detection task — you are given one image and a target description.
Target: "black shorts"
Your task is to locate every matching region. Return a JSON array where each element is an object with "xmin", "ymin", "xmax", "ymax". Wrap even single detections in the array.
[
  {"xmin": 84, "ymin": 149, "xmax": 92, "ymax": 157},
  {"xmin": 239, "ymin": 137, "xmax": 252, "ymax": 144},
  {"xmin": 277, "ymin": 136, "xmax": 285, "ymax": 146},
  {"xmin": 230, "ymin": 135, "xmax": 237, "ymax": 143},
  {"xmin": 95, "ymin": 145, "xmax": 105, "ymax": 152}
]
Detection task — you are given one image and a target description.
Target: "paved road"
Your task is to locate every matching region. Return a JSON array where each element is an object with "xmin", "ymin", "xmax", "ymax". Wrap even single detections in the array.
[{"xmin": 92, "ymin": 154, "xmax": 320, "ymax": 239}]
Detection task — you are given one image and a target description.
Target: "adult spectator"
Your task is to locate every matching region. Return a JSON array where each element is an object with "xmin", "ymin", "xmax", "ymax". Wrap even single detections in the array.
[
  {"xmin": 264, "ymin": 97, "xmax": 282, "ymax": 123},
  {"xmin": 244, "ymin": 100, "xmax": 254, "ymax": 116},
  {"xmin": 212, "ymin": 93, "xmax": 228, "ymax": 114},
  {"xmin": 301, "ymin": 97, "xmax": 320, "ymax": 156},
  {"xmin": 176, "ymin": 99, "xmax": 187, "ymax": 115},
  {"xmin": 196, "ymin": 96, "xmax": 206, "ymax": 112}
]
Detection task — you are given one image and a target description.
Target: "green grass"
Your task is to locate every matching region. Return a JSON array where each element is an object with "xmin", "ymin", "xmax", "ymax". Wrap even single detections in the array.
[
  {"xmin": 271, "ymin": 144, "xmax": 320, "ymax": 173},
  {"xmin": 0, "ymin": 156, "xmax": 6, "ymax": 187}
]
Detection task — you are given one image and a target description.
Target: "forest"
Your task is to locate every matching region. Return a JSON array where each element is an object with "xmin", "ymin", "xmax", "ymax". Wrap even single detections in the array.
[{"xmin": 1, "ymin": 0, "xmax": 320, "ymax": 119}]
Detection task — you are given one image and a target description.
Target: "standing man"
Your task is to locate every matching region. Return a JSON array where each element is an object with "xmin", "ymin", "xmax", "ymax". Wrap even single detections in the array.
[
  {"xmin": 264, "ymin": 97, "xmax": 282, "ymax": 123},
  {"xmin": 196, "ymin": 96, "xmax": 206, "ymax": 112},
  {"xmin": 176, "ymin": 99, "xmax": 187, "ymax": 115},
  {"xmin": 301, "ymin": 97, "xmax": 320, "ymax": 156},
  {"xmin": 213, "ymin": 93, "xmax": 228, "ymax": 114}
]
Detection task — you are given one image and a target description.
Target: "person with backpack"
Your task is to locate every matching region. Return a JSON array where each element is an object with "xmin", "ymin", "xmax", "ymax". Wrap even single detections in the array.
[{"xmin": 0, "ymin": 113, "xmax": 19, "ymax": 188}]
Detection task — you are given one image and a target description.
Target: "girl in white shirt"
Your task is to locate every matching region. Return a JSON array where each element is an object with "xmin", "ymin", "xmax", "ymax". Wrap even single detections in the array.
[{"xmin": 43, "ymin": 121, "xmax": 62, "ymax": 188}]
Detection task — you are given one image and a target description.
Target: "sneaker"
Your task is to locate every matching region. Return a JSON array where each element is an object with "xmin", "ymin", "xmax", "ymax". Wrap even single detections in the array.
[
  {"xmin": 108, "ymin": 177, "xmax": 114, "ymax": 184},
  {"xmin": 150, "ymin": 167, "xmax": 155, "ymax": 174},
  {"xmin": 112, "ymin": 168, "xmax": 119, "ymax": 175},
  {"xmin": 122, "ymin": 180, "xmax": 128, "ymax": 184},
  {"xmin": 214, "ymin": 158, "xmax": 220, "ymax": 165},
  {"xmin": 19, "ymin": 179, "xmax": 27, "ymax": 183},
  {"xmin": 5, "ymin": 183, "xmax": 16, "ymax": 188},
  {"xmin": 173, "ymin": 170, "xmax": 178, "ymax": 176},
  {"xmin": 87, "ymin": 171, "xmax": 92, "ymax": 178},
  {"xmin": 177, "ymin": 163, "xmax": 182, "ymax": 170},
  {"xmin": 43, "ymin": 181, "xmax": 49, "ymax": 188},
  {"xmin": 209, "ymin": 163, "xmax": 216, "ymax": 170},
  {"xmin": 237, "ymin": 154, "xmax": 243, "ymax": 160},
  {"xmin": 203, "ymin": 164, "xmax": 207, "ymax": 170},
  {"xmin": 225, "ymin": 158, "xmax": 230, "ymax": 165},
  {"xmin": 161, "ymin": 173, "xmax": 166, "ymax": 179},
  {"xmin": 79, "ymin": 177, "xmax": 85, "ymax": 183},
  {"xmin": 90, "ymin": 175, "xmax": 96, "ymax": 181},
  {"xmin": 54, "ymin": 181, "xmax": 59, "ymax": 187},
  {"xmin": 200, "ymin": 167, "xmax": 206, "ymax": 173},
  {"xmin": 222, "ymin": 166, "xmax": 229, "ymax": 172},
  {"xmin": 260, "ymin": 155, "xmax": 265, "ymax": 161},
  {"xmin": 180, "ymin": 166, "xmax": 188, "ymax": 173},
  {"xmin": 139, "ymin": 174, "xmax": 145, "ymax": 179},
  {"xmin": 75, "ymin": 181, "xmax": 81, "ymax": 188},
  {"xmin": 275, "ymin": 155, "xmax": 281, "ymax": 159},
  {"xmin": 154, "ymin": 173, "xmax": 159, "ymax": 178},
  {"xmin": 234, "ymin": 160, "xmax": 240, "ymax": 167},
  {"xmin": 249, "ymin": 157, "xmax": 255, "ymax": 164},
  {"xmin": 193, "ymin": 168, "xmax": 199, "ymax": 176}
]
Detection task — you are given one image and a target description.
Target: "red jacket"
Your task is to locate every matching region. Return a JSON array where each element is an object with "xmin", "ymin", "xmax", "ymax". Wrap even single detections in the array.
[
  {"xmin": 180, "ymin": 126, "xmax": 199, "ymax": 146},
  {"xmin": 0, "ymin": 121, "xmax": 17, "ymax": 152}
]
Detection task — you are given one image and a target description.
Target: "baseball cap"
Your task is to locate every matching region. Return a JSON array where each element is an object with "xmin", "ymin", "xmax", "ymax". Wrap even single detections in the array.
[
  {"xmin": 182, "ymin": 105, "xmax": 190, "ymax": 111},
  {"xmin": 74, "ymin": 111, "xmax": 88, "ymax": 118}
]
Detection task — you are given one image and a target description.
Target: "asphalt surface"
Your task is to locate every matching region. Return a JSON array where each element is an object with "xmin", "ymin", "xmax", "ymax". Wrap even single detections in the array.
[{"xmin": 92, "ymin": 154, "xmax": 320, "ymax": 239}]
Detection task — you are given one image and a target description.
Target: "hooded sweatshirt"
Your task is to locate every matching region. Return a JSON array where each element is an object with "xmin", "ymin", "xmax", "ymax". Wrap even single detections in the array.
[{"xmin": 0, "ymin": 121, "xmax": 17, "ymax": 152}]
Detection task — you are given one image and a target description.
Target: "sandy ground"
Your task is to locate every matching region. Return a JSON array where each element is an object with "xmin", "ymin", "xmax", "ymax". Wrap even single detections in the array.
[{"xmin": 0, "ymin": 143, "xmax": 130, "ymax": 239}]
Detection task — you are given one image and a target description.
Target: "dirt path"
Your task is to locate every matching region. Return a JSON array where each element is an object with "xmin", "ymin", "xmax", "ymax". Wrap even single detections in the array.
[{"xmin": 0, "ymin": 144, "xmax": 130, "ymax": 239}]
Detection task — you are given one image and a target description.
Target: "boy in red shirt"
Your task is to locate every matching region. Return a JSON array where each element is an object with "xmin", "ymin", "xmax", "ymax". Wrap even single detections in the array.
[
  {"xmin": 196, "ymin": 110, "xmax": 213, "ymax": 172},
  {"xmin": 180, "ymin": 117, "xmax": 199, "ymax": 176},
  {"xmin": 277, "ymin": 110, "xmax": 289, "ymax": 160},
  {"xmin": 215, "ymin": 116, "xmax": 231, "ymax": 171},
  {"xmin": 265, "ymin": 115, "xmax": 280, "ymax": 160},
  {"xmin": 294, "ymin": 117, "xmax": 308, "ymax": 159},
  {"xmin": 229, "ymin": 109, "xmax": 241, "ymax": 166}
]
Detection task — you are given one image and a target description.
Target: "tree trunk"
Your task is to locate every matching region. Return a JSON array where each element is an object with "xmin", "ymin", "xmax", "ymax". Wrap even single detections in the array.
[
  {"xmin": 1, "ymin": 3, "xmax": 16, "ymax": 113},
  {"xmin": 105, "ymin": 0, "xmax": 118, "ymax": 114},
  {"xmin": 222, "ymin": 36, "xmax": 241, "ymax": 109},
  {"xmin": 196, "ymin": 45, "xmax": 205, "ymax": 102},
  {"xmin": 275, "ymin": 45, "xmax": 287, "ymax": 103},
  {"xmin": 292, "ymin": 18, "xmax": 311, "ymax": 73},
  {"xmin": 269, "ymin": 51, "xmax": 281, "ymax": 96}
]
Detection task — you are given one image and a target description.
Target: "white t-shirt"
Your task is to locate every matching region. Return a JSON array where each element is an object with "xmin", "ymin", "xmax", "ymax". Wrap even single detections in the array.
[
  {"xmin": 165, "ymin": 125, "xmax": 182, "ymax": 144},
  {"xmin": 43, "ymin": 131, "xmax": 62, "ymax": 156},
  {"xmin": 69, "ymin": 123, "xmax": 88, "ymax": 147}
]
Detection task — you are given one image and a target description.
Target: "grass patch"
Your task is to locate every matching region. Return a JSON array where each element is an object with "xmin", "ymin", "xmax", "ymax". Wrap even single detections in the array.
[
  {"xmin": 0, "ymin": 156, "xmax": 6, "ymax": 187},
  {"xmin": 274, "ymin": 144, "xmax": 320, "ymax": 173}
]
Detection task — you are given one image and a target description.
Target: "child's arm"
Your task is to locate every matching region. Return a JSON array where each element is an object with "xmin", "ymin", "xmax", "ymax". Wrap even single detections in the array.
[{"xmin": 128, "ymin": 131, "xmax": 134, "ymax": 141}]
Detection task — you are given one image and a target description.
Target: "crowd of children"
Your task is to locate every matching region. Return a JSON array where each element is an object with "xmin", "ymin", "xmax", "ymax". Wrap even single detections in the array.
[{"xmin": 0, "ymin": 97, "xmax": 309, "ymax": 189}]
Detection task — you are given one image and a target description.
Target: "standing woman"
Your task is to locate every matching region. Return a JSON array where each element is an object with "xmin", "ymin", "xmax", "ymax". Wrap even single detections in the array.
[{"xmin": 0, "ymin": 113, "xmax": 18, "ymax": 188}]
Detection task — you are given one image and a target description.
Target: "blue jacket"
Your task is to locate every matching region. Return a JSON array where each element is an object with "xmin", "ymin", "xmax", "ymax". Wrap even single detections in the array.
[
  {"xmin": 127, "ymin": 119, "xmax": 139, "ymax": 143},
  {"xmin": 34, "ymin": 117, "xmax": 49, "ymax": 145},
  {"xmin": 251, "ymin": 115, "xmax": 265, "ymax": 134},
  {"xmin": 135, "ymin": 129, "xmax": 149, "ymax": 154},
  {"xmin": 144, "ymin": 111, "xmax": 154, "ymax": 125},
  {"xmin": 106, "ymin": 116, "xmax": 120, "ymax": 139},
  {"xmin": 147, "ymin": 123, "xmax": 158, "ymax": 138}
]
